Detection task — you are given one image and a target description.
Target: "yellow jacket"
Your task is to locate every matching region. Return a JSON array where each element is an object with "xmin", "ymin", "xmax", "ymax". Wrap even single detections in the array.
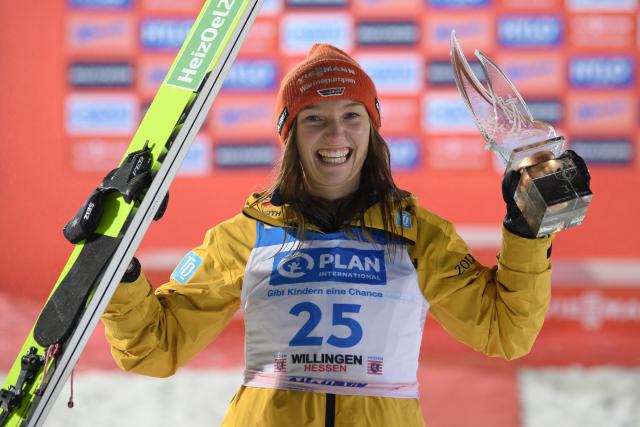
[{"xmin": 102, "ymin": 194, "xmax": 553, "ymax": 426}]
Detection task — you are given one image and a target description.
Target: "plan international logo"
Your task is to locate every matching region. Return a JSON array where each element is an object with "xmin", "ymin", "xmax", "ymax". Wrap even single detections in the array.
[
  {"xmin": 166, "ymin": 0, "xmax": 246, "ymax": 91},
  {"xmin": 270, "ymin": 248, "xmax": 387, "ymax": 286}
]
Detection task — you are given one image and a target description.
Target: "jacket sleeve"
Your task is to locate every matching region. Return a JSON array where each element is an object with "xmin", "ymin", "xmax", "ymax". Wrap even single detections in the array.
[
  {"xmin": 409, "ymin": 206, "xmax": 554, "ymax": 360},
  {"xmin": 101, "ymin": 213, "xmax": 255, "ymax": 377}
]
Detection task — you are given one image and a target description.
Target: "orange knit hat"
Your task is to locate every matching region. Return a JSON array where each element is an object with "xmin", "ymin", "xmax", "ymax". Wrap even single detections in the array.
[{"xmin": 275, "ymin": 43, "xmax": 381, "ymax": 143}]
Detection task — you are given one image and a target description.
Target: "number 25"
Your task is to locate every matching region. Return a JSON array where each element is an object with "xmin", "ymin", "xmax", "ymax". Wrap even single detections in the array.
[{"xmin": 289, "ymin": 302, "xmax": 363, "ymax": 348}]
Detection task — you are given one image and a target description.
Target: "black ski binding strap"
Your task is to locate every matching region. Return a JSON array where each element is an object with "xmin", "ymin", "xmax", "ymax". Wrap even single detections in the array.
[
  {"xmin": 98, "ymin": 141, "xmax": 154, "ymax": 204},
  {"xmin": 0, "ymin": 347, "xmax": 45, "ymax": 424},
  {"xmin": 62, "ymin": 189, "xmax": 104, "ymax": 244},
  {"xmin": 63, "ymin": 142, "xmax": 154, "ymax": 244}
]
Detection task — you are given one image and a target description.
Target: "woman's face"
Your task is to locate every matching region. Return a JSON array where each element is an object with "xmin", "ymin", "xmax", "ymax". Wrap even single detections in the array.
[{"xmin": 295, "ymin": 99, "xmax": 370, "ymax": 201}]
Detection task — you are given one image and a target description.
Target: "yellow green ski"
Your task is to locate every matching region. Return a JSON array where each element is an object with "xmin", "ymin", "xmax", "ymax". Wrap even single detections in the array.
[{"xmin": 0, "ymin": 1, "xmax": 263, "ymax": 425}]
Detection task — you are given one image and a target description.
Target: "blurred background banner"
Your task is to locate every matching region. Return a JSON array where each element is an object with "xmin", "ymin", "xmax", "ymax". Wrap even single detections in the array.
[{"xmin": 0, "ymin": 1, "xmax": 639, "ymax": 427}]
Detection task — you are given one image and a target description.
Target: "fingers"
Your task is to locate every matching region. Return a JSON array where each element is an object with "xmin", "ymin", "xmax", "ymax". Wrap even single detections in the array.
[
  {"xmin": 563, "ymin": 150, "xmax": 591, "ymax": 182},
  {"xmin": 502, "ymin": 169, "xmax": 521, "ymax": 204}
]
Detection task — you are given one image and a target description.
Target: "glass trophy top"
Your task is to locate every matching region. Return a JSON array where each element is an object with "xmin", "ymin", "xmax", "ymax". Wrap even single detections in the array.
[{"xmin": 449, "ymin": 31, "xmax": 564, "ymax": 169}]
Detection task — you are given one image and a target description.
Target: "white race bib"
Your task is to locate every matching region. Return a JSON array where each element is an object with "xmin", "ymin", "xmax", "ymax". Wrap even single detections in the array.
[{"xmin": 241, "ymin": 223, "xmax": 429, "ymax": 398}]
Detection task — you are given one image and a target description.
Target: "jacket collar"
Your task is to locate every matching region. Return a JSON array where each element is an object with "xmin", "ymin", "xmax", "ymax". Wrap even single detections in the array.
[{"xmin": 242, "ymin": 192, "xmax": 417, "ymax": 244}]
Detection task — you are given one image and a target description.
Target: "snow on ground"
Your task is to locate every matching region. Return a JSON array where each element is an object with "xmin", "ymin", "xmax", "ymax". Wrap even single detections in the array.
[
  {"xmin": 3, "ymin": 367, "xmax": 640, "ymax": 426},
  {"xmin": 1, "ymin": 370, "xmax": 243, "ymax": 427},
  {"xmin": 519, "ymin": 366, "xmax": 640, "ymax": 427}
]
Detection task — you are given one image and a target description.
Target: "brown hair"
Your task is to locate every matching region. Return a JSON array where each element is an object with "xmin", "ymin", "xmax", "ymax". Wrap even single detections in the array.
[{"xmin": 253, "ymin": 120, "xmax": 413, "ymax": 244}]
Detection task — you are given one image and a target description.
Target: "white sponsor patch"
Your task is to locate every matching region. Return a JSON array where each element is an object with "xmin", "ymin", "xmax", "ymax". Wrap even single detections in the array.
[
  {"xmin": 171, "ymin": 251, "xmax": 203, "ymax": 284},
  {"xmin": 317, "ymin": 87, "xmax": 345, "ymax": 97}
]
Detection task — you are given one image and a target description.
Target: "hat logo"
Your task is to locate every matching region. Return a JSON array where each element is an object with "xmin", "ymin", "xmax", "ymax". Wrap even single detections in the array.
[
  {"xmin": 277, "ymin": 107, "xmax": 288, "ymax": 135},
  {"xmin": 296, "ymin": 66, "xmax": 356, "ymax": 84},
  {"xmin": 317, "ymin": 87, "xmax": 345, "ymax": 97}
]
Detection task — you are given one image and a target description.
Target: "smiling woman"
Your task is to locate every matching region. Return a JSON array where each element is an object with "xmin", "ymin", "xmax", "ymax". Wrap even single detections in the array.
[
  {"xmin": 296, "ymin": 100, "xmax": 370, "ymax": 199},
  {"xmin": 250, "ymin": 44, "xmax": 410, "ymax": 242},
  {"xmin": 101, "ymin": 43, "xmax": 591, "ymax": 427}
]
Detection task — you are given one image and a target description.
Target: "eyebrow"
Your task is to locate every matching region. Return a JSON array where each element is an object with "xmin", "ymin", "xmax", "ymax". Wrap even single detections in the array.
[{"xmin": 300, "ymin": 102, "xmax": 363, "ymax": 111}]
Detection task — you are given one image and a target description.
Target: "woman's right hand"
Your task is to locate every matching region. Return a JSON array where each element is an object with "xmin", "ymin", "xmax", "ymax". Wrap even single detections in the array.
[{"xmin": 121, "ymin": 257, "xmax": 141, "ymax": 283}]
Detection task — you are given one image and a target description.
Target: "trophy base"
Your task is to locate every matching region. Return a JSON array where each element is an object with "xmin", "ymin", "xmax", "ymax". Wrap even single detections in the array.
[
  {"xmin": 505, "ymin": 136, "xmax": 565, "ymax": 171},
  {"xmin": 514, "ymin": 151, "xmax": 592, "ymax": 238}
]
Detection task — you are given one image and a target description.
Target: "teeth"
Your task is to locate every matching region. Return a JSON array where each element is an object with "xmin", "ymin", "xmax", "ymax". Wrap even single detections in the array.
[
  {"xmin": 318, "ymin": 148, "xmax": 349, "ymax": 158},
  {"xmin": 322, "ymin": 156, "xmax": 346, "ymax": 164},
  {"xmin": 317, "ymin": 148, "xmax": 350, "ymax": 165}
]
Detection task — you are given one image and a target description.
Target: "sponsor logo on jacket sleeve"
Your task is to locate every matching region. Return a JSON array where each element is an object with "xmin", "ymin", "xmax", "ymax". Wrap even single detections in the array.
[
  {"xmin": 569, "ymin": 57, "xmax": 634, "ymax": 88},
  {"xmin": 396, "ymin": 211, "xmax": 413, "ymax": 229},
  {"xmin": 172, "ymin": 251, "xmax": 203, "ymax": 284}
]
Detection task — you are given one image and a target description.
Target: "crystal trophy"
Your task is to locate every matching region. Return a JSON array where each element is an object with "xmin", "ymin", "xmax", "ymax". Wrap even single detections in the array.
[{"xmin": 449, "ymin": 31, "xmax": 592, "ymax": 237}]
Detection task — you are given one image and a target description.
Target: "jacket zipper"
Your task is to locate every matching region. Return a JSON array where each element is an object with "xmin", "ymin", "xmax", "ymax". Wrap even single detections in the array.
[{"xmin": 325, "ymin": 393, "xmax": 336, "ymax": 427}]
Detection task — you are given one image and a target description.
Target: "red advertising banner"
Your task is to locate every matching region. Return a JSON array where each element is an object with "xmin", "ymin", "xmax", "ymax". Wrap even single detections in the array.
[{"xmin": 0, "ymin": 0, "xmax": 638, "ymax": 304}]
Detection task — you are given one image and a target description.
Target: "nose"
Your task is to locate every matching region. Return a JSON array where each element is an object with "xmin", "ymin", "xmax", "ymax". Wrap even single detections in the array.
[{"xmin": 325, "ymin": 118, "xmax": 346, "ymax": 144}]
